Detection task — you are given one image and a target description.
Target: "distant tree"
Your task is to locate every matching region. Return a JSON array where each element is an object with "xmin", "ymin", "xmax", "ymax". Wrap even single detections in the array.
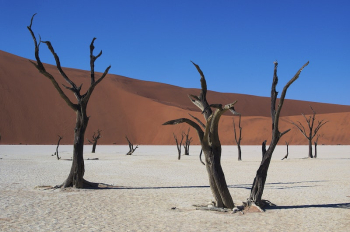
[
  {"xmin": 173, "ymin": 133, "xmax": 184, "ymax": 160},
  {"xmin": 233, "ymin": 115, "xmax": 243, "ymax": 161},
  {"xmin": 183, "ymin": 128, "xmax": 193, "ymax": 156},
  {"xmin": 125, "ymin": 136, "xmax": 138, "ymax": 155},
  {"xmin": 51, "ymin": 135, "xmax": 63, "ymax": 160},
  {"xmin": 28, "ymin": 14, "xmax": 111, "ymax": 188},
  {"xmin": 88, "ymin": 129, "xmax": 102, "ymax": 153},
  {"xmin": 314, "ymin": 134, "xmax": 321, "ymax": 158},
  {"xmin": 247, "ymin": 61, "xmax": 309, "ymax": 209},
  {"xmin": 290, "ymin": 106, "xmax": 328, "ymax": 158},
  {"xmin": 281, "ymin": 141, "xmax": 289, "ymax": 160},
  {"xmin": 163, "ymin": 61, "xmax": 239, "ymax": 209}
]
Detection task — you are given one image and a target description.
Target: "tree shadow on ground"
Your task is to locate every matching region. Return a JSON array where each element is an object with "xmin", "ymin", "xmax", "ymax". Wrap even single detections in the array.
[
  {"xmin": 269, "ymin": 202, "xmax": 350, "ymax": 210},
  {"xmin": 75, "ymin": 180, "xmax": 327, "ymax": 191}
]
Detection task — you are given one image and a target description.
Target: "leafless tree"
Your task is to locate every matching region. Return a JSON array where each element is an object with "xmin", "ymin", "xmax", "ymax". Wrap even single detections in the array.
[
  {"xmin": 163, "ymin": 61, "xmax": 239, "ymax": 209},
  {"xmin": 183, "ymin": 128, "xmax": 193, "ymax": 156},
  {"xmin": 290, "ymin": 106, "xmax": 328, "ymax": 158},
  {"xmin": 247, "ymin": 61, "xmax": 309, "ymax": 209},
  {"xmin": 281, "ymin": 141, "xmax": 289, "ymax": 160},
  {"xmin": 233, "ymin": 115, "xmax": 243, "ymax": 161},
  {"xmin": 88, "ymin": 129, "xmax": 102, "ymax": 153},
  {"xmin": 52, "ymin": 135, "xmax": 63, "ymax": 160},
  {"xmin": 314, "ymin": 134, "xmax": 321, "ymax": 158},
  {"xmin": 173, "ymin": 133, "xmax": 184, "ymax": 160},
  {"xmin": 126, "ymin": 136, "xmax": 138, "ymax": 155},
  {"xmin": 28, "ymin": 14, "xmax": 111, "ymax": 188}
]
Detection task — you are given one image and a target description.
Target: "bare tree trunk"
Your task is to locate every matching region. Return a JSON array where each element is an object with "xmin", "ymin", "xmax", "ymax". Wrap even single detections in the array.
[
  {"xmin": 233, "ymin": 115, "xmax": 243, "ymax": 161},
  {"xmin": 88, "ymin": 129, "xmax": 102, "ymax": 153},
  {"xmin": 163, "ymin": 61, "xmax": 238, "ymax": 209},
  {"xmin": 237, "ymin": 146, "xmax": 242, "ymax": 161},
  {"xmin": 173, "ymin": 133, "xmax": 184, "ymax": 160},
  {"xmin": 183, "ymin": 128, "xmax": 192, "ymax": 156},
  {"xmin": 308, "ymin": 139, "xmax": 313, "ymax": 158},
  {"xmin": 314, "ymin": 134, "xmax": 320, "ymax": 158},
  {"xmin": 126, "ymin": 136, "xmax": 138, "ymax": 155},
  {"xmin": 62, "ymin": 108, "xmax": 88, "ymax": 188},
  {"xmin": 281, "ymin": 141, "xmax": 289, "ymax": 160},
  {"xmin": 248, "ymin": 61, "xmax": 309, "ymax": 207},
  {"xmin": 53, "ymin": 135, "xmax": 63, "ymax": 160}
]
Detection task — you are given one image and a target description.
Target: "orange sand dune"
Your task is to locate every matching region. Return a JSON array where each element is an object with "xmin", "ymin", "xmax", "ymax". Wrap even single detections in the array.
[{"xmin": 0, "ymin": 50, "xmax": 349, "ymax": 145}]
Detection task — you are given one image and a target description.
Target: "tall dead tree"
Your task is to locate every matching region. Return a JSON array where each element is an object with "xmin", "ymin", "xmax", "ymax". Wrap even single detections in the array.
[
  {"xmin": 314, "ymin": 134, "xmax": 321, "ymax": 158},
  {"xmin": 52, "ymin": 135, "xmax": 63, "ymax": 160},
  {"xmin": 281, "ymin": 141, "xmax": 289, "ymax": 160},
  {"xmin": 88, "ymin": 129, "xmax": 102, "ymax": 153},
  {"xmin": 28, "ymin": 14, "xmax": 111, "ymax": 188},
  {"xmin": 173, "ymin": 133, "xmax": 184, "ymax": 160},
  {"xmin": 233, "ymin": 115, "xmax": 243, "ymax": 161},
  {"xmin": 163, "ymin": 61, "xmax": 238, "ymax": 209},
  {"xmin": 248, "ymin": 61, "xmax": 309, "ymax": 208},
  {"xmin": 126, "ymin": 136, "xmax": 138, "ymax": 155},
  {"xmin": 183, "ymin": 128, "xmax": 193, "ymax": 156},
  {"xmin": 290, "ymin": 106, "xmax": 328, "ymax": 158}
]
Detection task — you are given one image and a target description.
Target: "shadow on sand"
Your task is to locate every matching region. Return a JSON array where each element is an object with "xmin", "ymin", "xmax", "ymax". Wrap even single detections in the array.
[{"xmin": 269, "ymin": 202, "xmax": 350, "ymax": 210}]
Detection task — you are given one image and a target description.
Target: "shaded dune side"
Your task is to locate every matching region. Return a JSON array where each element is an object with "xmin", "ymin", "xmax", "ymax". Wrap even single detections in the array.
[{"xmin": 0, "ymin": 50, "xmax": 349, "ymax": 145}]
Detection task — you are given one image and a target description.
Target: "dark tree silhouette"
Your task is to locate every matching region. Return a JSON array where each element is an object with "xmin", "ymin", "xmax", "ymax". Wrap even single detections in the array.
[
  {"xmin": 173, "ymin": 133, "xmax": 184, "ymax": 160},
  {"xmin": 233, "ymin": 115, "xmax": 243, "ymax": 161},
  {"xmin": 52, "ymin": 135, "xmax": 63, "ymax": 160},
  {"xmin": 290, "ymin": 106, "xmax": 328, "ymax": 158},
  {"xmin": 247, "ymin": 61, "xmax": 309, "ymax": 209},
  {"xmin": 314, "ymin": 134, "xmax": 321, "ymax": 158},
  {"xmin": 28, "ymin": 14, "xmax": 111, "ymax": 188},
  {"xmin": 183, "ymin": 128, "xmax": 193, "ymax": 156},
  {"xmin": 88, "ymin": 129, "xmax": 102, "ymax": 153},
  {"xmin": 163, "ymin": 61, "xmax": 239, "ymax": 209},
  {"xmin": 281, "ymin": 141, "xmax": 289, "ymax": 160},
  {"xmin": 126, "ymin": 136, "xmax": 138, "ymax": 155}
]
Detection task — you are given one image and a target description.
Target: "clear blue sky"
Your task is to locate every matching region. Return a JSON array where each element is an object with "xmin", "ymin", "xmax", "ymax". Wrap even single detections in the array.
[{"xmin": 1, "ymin": 0, "xmax": 349, "ymax": 105}]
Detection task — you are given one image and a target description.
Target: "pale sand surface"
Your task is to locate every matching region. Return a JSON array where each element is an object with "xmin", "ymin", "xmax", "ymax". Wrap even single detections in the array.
[{"xmin": 0, "ymin": 145, "xmax": 349, "ymax": 231}]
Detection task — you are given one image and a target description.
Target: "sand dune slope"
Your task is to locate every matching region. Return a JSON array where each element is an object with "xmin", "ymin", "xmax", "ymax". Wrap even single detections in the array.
[{"xmin": 0, "ymin": 50, "xmax": 349, "ymax": 145}]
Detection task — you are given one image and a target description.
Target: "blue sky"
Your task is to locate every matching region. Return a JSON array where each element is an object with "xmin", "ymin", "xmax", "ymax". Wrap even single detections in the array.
[{"xmin": 1, "ymin": 0, "xmax": 349, "ymax": 105}]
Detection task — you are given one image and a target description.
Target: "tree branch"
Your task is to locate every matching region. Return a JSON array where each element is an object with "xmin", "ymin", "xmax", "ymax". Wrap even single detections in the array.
[
  {"xmin": 27, "ymin": 14, "xmax": 78, "ymax": 111},
  {"xmin": 163, "ymin": 118, "xmax": 204, "ymax": 143}
]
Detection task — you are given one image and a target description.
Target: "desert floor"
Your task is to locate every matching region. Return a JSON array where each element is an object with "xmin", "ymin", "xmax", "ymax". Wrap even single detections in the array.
[{"xmin": 0, "ymin": 145, "xmax": 349, "ymax": 231}]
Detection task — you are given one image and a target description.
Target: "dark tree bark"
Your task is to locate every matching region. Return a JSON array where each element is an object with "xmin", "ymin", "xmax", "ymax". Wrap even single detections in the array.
[
  {"xmin": 281, "ymin": 141, "xmax": 289, "ymax": 160},
  {"xmin": 88, "ymin": 129, "xmax": 102, "ymax": 153},
  {"xmin": 28, "ymin": 14, "xmax": 111, "ymax": 188},
  {"xmin": 52, "ymin": 135, "xmax": 63, "ymax": 160},
  {"xmin": 173, "ymin": 133, "xmax": 184, "ymax": 160},
  {"xmin": 314, "ymin": 134, "xmax": 321, "ymax": 158},
  {"xmin": 183, "ymin": 128, "xmax": 192, "ymax": 156},
  {"xmin": 163, "ymin": 61, "xmax": 239, "ymax": 209},
  {"xmin": 248, "ymin": 61, "xmax": 309, "ymax": 208},
  {"xmin": 290, "ymin": 106, "xmax": 328, "ymax": 158},
  {"xmin": 233, "ymin": 115, "xmax": 243, "ymax": 161},
  {"xmin": 126, "ymin": 136, "xmax": 138, "ymax": 155}
]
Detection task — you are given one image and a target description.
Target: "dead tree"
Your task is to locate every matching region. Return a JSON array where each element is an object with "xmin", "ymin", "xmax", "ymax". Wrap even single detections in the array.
[
  {"xmin": 88, "ymin": 129, "xmax": 102, "ymax": 153},
  {"xmin": 52, "ymin": 135, "xmax": 63, "ymax": 160},
  {"xmin": 290, "ymin": 106, "xmax": 328, "ymax": 158},
  {"xmin": 28, "ymin": 14, "xmax": 111, "ymax": 188},
  {"xmin": 183, "ymin": 128, "xmax": 193, "ymax": 156},
  {"xmin": 233, "ymin": 115, "xmax": 243, "ymax": 161},
  {"xmin": 314, "ymin": 134, "xmax": 321, "ymax": 158},
  {"xmin": 163, "ymin": 61, "xmax": 239, "ymax": 209},
  {"xmin": 173, "ymin": 133, "xmax": 184, "ymax": 160},
  {"xmin": 126, "ymin": 136, "xmax": 138, "ymax": 155},
  {"xmin": 281, "ymin": 141, "xmax": 289, "ymax": 160},
  {"xmin": 247, "ymin": 61, "xmax": 309, "ymax": 208}
]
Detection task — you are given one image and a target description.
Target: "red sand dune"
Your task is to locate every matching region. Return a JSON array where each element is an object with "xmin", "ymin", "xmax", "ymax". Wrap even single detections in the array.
[{"xmin": 1, "ymin": 50, "xmax": 349, "ymax": 145}]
